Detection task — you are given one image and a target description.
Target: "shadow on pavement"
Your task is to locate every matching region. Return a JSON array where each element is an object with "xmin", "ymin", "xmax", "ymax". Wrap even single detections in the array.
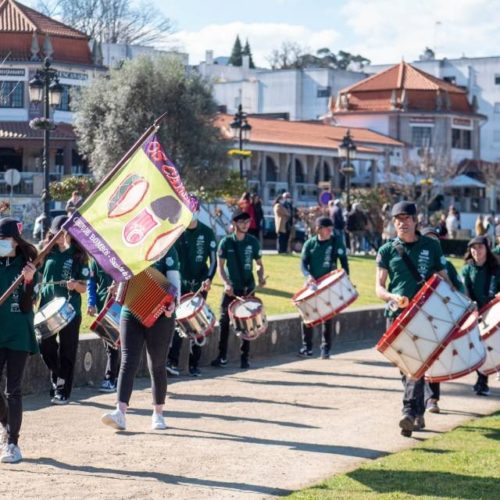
[{"xmin": 280, "ymin": 368, "xmax": 400, "ymax": 381}]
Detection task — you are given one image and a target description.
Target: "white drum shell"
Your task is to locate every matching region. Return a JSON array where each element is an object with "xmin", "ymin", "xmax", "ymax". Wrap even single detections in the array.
[
  {"xmin": 229, "ymin": 299, "xmax": 267, "ymax": 341},
  {"xmin": 478, "ymin": 299, "xmax": 500, "ymax": 375},
  {"xmin": 34, "ymin": 297, "xmax": 76, "ymax": 342},
  {"xmin": 176, "ymin": 294, "xmax": 216, "ymax": 343}
]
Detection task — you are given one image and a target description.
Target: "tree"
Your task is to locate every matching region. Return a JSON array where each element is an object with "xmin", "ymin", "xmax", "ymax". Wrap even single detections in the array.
[
  {"xmin": 72, "ymin": 55, "xmax": 230, "ymax": 190},
  {"xmin": 242, "ymin": 39, "xmax": 256, "ymax": 69},
  {"xmin": 36, "ymin": 0, "xmax": 173, "ymax": 45},
  {"xmin": 267, "ymin": 42, "xmax": 306, "ymax": 69},
  {"xmin": 228, "ymin": 35, "xmax": 243, "ymax": 67}
]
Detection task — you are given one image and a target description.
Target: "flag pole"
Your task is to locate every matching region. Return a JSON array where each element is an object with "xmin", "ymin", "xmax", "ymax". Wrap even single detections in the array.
[{"xmin": 0, "ymin": 113, "xmax": 169, "ymax": 307}]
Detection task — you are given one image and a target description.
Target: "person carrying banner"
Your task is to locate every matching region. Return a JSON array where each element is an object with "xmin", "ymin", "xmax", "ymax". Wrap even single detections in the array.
[
  {"xmin": 166, "ymin": 196, "xmax": 217, "ymax": 377},
  {"xmin": 0, "ymin": 218, "xmax": 37, "ymax": 464},
  {"xmin": 87, "ymin": 258, "xmax": 119, "ymax": 392},
  {"xmin": 101, "ymin": 247, "xmax": 180, "ymax": 431},
  {"xmin": 211, "ymin": 209, "xmax": 266, "ymax": 369},
  {"xmin": 39, "ymin": 215, "xmax": 89, "ymax": 405}
]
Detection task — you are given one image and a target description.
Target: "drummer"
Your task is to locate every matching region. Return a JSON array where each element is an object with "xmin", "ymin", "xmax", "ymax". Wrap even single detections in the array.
[
  {"xmin": 166, "ymin": 195, "xmax": 217, "ymax": 377},
  {"xmin": 38, "ymin": 215, "xmax": 89, "ymax": 405},
  {"xmin": 461, "ymin": 235, "xmax": 500, "ymax": 396},
  {"xmin": 211, "ymin": 209, "xmax": 266, "ymax": 369},
  {"xmin": 0, "ymin": 218, "xmax": 37, "ymax": 463},
  {"xmin": 376, "ymin": 202, "xmax": 450, "ymax": 437},
  {"xmin": 298, "ymin": 216, "xmax": 349, "ymax": 359},
  {"xmin": 87, "ymin": 258, "xmax": 119, "ymax": 392}
]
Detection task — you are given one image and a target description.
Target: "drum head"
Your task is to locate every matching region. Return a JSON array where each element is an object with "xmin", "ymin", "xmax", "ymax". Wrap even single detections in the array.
[
  {"xmin": 480, "ymin": 299, "xmax": 500, "ymax": 338},
  {"xmin": 177, "ymin": 295, "xmax": 203, "ymax": 320},
  {"xmin": 232, "ymin": 299, "xmax": 262, "ymax": 319},
  {"xmin": 293, "ymin": 270, "xmax": 343, "ymax": 301},
  {"xmin": 35, "ymin": 297, "xmax": 67, "ymax": 322}
]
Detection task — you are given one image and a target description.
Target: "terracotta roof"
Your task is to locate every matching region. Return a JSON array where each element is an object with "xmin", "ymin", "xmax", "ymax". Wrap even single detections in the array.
[
  {"xmin": 216, "ymin": 114, "xmax": 403, "ymax": 154},
  {"xmin": 0, "ymin": 121, "xmax": 76, "ymax": 140}
]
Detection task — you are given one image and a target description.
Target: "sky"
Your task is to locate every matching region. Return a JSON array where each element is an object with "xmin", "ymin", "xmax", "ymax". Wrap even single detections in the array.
[{"xmin": 25, "ymin": 0, "xmax": 500, "ymax": 67}]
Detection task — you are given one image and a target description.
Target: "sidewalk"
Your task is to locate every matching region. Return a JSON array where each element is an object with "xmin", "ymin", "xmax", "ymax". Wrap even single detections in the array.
[{"xmin": 1, "ymin": 343, "xmax": 498, "ymax": 499}]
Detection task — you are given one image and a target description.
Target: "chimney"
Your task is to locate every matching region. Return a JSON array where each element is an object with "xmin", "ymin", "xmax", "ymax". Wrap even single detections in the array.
[
  {"xmin": 205, "ymin": 50, "xmax": 214, "ymax": 65},
  {"xmin": 242, "ymin": 55, "xmax": 250, "ymax": 70}
]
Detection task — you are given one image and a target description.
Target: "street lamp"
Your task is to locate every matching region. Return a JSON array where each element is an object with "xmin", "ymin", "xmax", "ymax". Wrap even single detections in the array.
[
  {"xmin": 338, "ymin": 129, "xmax": 357, "ymax": 208},
  {"xmin": 230, "ymin": 104, "xmax": 252, "ymax": 179},
  {"xmin": 29, "ymin": 57, "xmax": 63, "ymax": 225}
]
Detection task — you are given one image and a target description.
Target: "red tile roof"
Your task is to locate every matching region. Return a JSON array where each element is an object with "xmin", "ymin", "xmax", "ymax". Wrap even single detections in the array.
[
  {"xmin": 216, "ymin": 114, "xmax": 403, "ymax": 154},
  {"xmin": 0, "ymin": 121, "xmax": 76, "ymax": 140}
]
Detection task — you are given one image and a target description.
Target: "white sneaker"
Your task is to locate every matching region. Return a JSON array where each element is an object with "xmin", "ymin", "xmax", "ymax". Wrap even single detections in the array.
[
  {"xmin": 101, "ymin": 409, "xmax": 126, "ymax": 430},
  {"xmin": 152, "ymin": 412, "xmax": 166, "ymax": 430},
  {"xmin": 1, "ymin": 443, "xmax": 22, "ymax": 463}
]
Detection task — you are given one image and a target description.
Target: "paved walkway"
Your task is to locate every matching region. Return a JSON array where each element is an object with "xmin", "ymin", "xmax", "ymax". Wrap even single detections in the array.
[{"xmin": 1, "ymin": 342, "xmax": 499, "ymax": 499}]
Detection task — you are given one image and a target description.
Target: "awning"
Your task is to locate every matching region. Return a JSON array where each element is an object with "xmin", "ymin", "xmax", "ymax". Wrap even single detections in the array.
[{"xmin": 444, "ymin": 174, "xmax": 486, "ymax": 188}]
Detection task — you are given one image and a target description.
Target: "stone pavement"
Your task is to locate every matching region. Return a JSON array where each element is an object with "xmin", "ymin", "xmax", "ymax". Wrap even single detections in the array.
[{"xmin": 0, "ymin": 342, "xmax": 498, "ymax": 499}]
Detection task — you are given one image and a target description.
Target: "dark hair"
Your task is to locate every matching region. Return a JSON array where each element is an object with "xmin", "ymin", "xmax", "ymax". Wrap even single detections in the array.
[
  {"xmin": 43, "ymin": 230, "xmax": 88, "ymax": 266},
  {"xmin": 14, "ymin": 234, "xmax": 38, "ymax": 263},
  {"xmin": 464, "ymin": 243, "xmax": 498, "ymax": 273},
  {"xmin": 273, "ymin": 194, "xmax": 282, "ymax": 205},
  {"xmin": 240, "ymin": 192, "xmax": 251, "ymax": 202}
]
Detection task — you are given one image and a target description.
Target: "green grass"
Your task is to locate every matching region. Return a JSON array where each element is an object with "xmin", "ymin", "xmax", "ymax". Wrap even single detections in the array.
[
  {"xmin": 80, "ymin": 254, "xmax": 465, "ymax": 333},
  {"xmin": 289, "ymin": 412, "xmax": 500, "ymax": 500}
]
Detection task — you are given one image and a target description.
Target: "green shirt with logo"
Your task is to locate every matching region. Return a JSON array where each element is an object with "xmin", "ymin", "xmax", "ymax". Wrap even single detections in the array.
[
  {"xmin": 377, "ymin": 235, "xmax": 446, "ymax": 317},
  {"xmin": 460, "ymin": 261, "xmax": 500, "ymax": 309},
  {"xmin": 174, "ymin": 222, "xmax": 217, "ymax": 294},
  {"xmin": 39, "ymin": 245, "xmax": 90, "ymax": 316},
  {"xmin": 89, "ymin": 259, "xmax": 113, "ymax": 312},
  {"xmin": 301, "ymin": 234, "xmax": 349, "ymax": 279},
  {"xmin": 218, "ymin": 233, "xmax": 262, "ymax": 292},
  {"xmin": 0, "ymin": 255, "xmax": 39, "ymax": 353}
]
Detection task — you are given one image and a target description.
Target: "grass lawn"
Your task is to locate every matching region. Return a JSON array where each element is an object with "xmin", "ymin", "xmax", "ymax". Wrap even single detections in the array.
[
  {"xmin": 80, "ymin": 254, "xmax": 465, "ymax": 333},
  {"xmin": 289, "ymin": 412, "xmax": 500, "ymax": 499}
]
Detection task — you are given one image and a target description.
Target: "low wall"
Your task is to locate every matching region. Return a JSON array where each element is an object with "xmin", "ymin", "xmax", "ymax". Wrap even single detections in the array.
[{"xmin": 21, "ymin": 305, "xmax": 386, "ymax": 396}]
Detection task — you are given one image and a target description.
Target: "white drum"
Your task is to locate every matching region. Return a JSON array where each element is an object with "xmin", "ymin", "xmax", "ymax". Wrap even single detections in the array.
[
  {"xmin": 176, "ymin": 293, "xmax": 216, "ymax": 347},
  {"xmin": 376, "ymin": 274, "xmax": 474, "ymax": 379},
  {"xmin": 229, "ymin": 297, "xmax": 267, "ymax": 341},
  {"xmin": 292, "ymin": 269, "xmax": 358, "ymax": 326},
  {"xmin": 426, "ymin": 310, "xmax": 486, "ymax": 382},
  {"xmin": 34, "ymin": 297, "xmax": 76, "ymax": 342},
  {"xmin": 478, "ymin": 297, "xmax": 500, "ymax": 376}
]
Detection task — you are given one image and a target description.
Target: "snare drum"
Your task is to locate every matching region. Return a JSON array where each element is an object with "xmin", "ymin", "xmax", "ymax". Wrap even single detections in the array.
[
  {"xmin": 478, "ymin": 297, "xmax": 500, "ymax": 376},
  {"xmin": 176, "ymin": 293, "xmax": 216, "ymax": 346},
  {"xmin": 426, "ymin": 309, "xmax": 486, "ymax": 382},
  {"xmin": 376, "ymin": 274, "xmax": 474, "ymax": 379},
  {"xmin": 292, "ymin": 269, "xmax": 358, "ymax": 326},
  {"xmin": 229, "ymin": 297, "xmax": 267, "ymax": 341},
  {"xmin": 90, "ymin": 299, "xmax": 122, "ymax": 350},
  {"xmin": 34, "ymin": 297, "xmax": 76, "ymax": 342}
]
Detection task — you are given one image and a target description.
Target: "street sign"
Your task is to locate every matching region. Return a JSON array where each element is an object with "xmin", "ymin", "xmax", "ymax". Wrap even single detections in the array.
[
  {"xmin": 318, "ymin": 190, "xmax": 333, "ymax": 206},
  {"xmin": 4, "ymin": 168, "xmax": 21, "ymax": 187}
]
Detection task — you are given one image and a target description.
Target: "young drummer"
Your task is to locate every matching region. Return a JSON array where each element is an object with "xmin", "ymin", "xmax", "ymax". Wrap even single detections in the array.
[
  {"xmin": 0, "ymin": 218, "xmax": 37, "ymax": 463},
  {"xmin": 298, "ymin": 216, "xmax": 349, "ymax": 359}
]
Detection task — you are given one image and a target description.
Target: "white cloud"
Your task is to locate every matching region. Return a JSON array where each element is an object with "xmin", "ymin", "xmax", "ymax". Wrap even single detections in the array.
[{"xmin": 164, "ymin": 22, "xmax": 340, "ymax": 66}]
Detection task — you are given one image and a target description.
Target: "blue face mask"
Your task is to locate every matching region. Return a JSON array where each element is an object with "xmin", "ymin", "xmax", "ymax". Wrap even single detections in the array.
[{"xmin": 0, "ymin": 239, "xmax": 14, "ymax": 257}]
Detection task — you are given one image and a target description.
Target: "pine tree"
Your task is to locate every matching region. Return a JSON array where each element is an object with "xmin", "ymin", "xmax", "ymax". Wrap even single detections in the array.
[
  {"xmin": 228, "ymin": 35, "xmax": 243, "ymax": 66},
  {"xmin": 242, "ymin": 39, "xmax": 256, "ymax": 69}
]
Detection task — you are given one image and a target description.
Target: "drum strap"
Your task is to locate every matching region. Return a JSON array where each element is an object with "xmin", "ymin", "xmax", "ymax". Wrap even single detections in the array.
[{"xmin": 392, "ymin": 242, "xmax": 425, "ymax": 287}]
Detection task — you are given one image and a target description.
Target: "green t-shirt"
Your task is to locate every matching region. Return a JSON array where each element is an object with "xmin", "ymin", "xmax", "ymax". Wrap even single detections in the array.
[
  {"xmin": 301, "ymin": 234, "xmax": 348, "ymax": 279},
  {"xmin": 460, "ymin": 261, "xmax": 500, "ymax": 309},
  {"xmin": 174, "ymin": 222, "xmax": 217, "ymax": 293},
  {"xmin": 446, "ymin": 260, "xmax": 464, "ymax": 293},
  {"xmin": 377, "ymin": 235, "xmax": 446, "ymax": 317},
  {"xmin": 493, "ymin": 245, "xmax": 500, "ymax": 256},
  {"xmin": 0, "ymin": 255, "xmax": 39, "ymax": 353},
  {"xmin": 218, "ymin": 233, "xmax": 262, "ymax": 293},
  {"xmin": 89, "ymin": 259, "xmax": 113, "ymax": 312},
  {"xmin": 39, "ymin": 245, "xmax": 90, "ymax": 315}
]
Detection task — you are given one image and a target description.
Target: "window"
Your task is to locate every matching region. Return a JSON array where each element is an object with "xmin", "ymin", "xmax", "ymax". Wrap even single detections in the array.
[
  {"xmin": 495, "ymin": 74, "xmax": 500, "ymax": 85},
  {"xmin": 411, "ymin": 126, "xmax": 433, "ymax": 147},
  {"xmin": 56, "ymin": 84, "xmax": 72, "ymax": 112},
  {"xmin": 452, "ymin": 128, "xmax": 472, "ymax": 149},
  {"xmin": 317, "ymin": 86, "xmax": 331, "ymax": 98},
  {"xmin": 443, "ymin": 76, "xmax": 456, "ymax": 84},
  {"xmin": 0, "ymin": 81, "xmax": 24, "ymax": 108}
]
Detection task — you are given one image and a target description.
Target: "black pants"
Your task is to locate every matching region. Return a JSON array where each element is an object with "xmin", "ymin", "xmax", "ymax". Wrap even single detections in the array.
[
  {"xmin": 40, "ymin": 315, "xmax": 81, "ymax": 399},
  {"xmin": 301, "ymin": 319, "xmax": 333, "ymax": 351},
  {"xmin": 427, "ymin": 382, "xmax": 440, "ymax": 401},
  {"xmin": 474, "ymin": 371, "xmax": 489, "ymax": 391},
  {"xmin": 0, "ymin": 348, "xmax": 29, "ymax": 446},
  {"xmin": 277, "ymin": 232, "xmax": 289, "ymax": 253},
  {"xmin": 104, "ymin": 342, "xmax": 120, "ymax": 381},
  {"xmin": 217, "ymin": 292, "xmax": 250, "ymax": 361},
  {"xmin": 117, "ymin": 314, "xmax": 174, "ymax": 406}
]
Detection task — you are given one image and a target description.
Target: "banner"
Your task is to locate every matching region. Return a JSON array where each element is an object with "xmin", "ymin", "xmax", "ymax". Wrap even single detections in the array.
[{"xmin": 64, "ymin": 134, "xmax": 194, "ymax": 282}]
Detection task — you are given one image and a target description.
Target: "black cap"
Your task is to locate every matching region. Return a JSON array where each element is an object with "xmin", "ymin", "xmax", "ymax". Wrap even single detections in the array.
[
  {"xmin": 467, "ymin": 235, "xmax": 490, "ymax": 248},
  {"xmin": 421, "ymin": 226, "xmax": 440, "ymax": 238},
  {"xmin": 0, "ymin": 217, "xmax": 22, "ymax": 237},
  {"xmin": 315, "ymin": 216, "xmax": 334, "ymax": 228},
  {"xmin": 391, "ymin": 201, "xmax": 417, "ymax": 217},
  {"xmin": 50, "ymin": 215, "xmax": 69, "ymax": 233},
  {"xmin": 232, "ymin": 208, "xmax": 251, "ymax": 222}
]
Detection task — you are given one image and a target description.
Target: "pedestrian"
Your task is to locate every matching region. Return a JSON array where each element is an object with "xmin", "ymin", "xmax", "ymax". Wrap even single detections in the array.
[
  {"xmin": 273, "ymin": 194, "xmax": 291, "ymax": 254},
  {"xmin": 238, "ymin": 192, "xmax": 257, "ymax": 237},
  {"xmin": 330, "ymin": 199, "xmax": 345, "ymax": 240},
  {"xmin": 251, "ymin": 193, "xmax": 264, "ymax": 243},
  {"xmin": 0, "ymin": 218, "xmax": 38, "ymax": 464},
  {"xmin": 376, "ymin": 201, "xmax": 449, "ymax": 437},
  {"xmin": 446, "ymin": 207, "xmax": 459, "ymax": 239},
  {"xmin": 346, "ymin": 203, "xmax": 367, "ymax": 254},
  {"xmin": 474, "ymin": 214, "xmax": 486, "ymax": 237},
  {"xmin": 65, "ymin": 191, "xmax": 82, "ymax": 213}
]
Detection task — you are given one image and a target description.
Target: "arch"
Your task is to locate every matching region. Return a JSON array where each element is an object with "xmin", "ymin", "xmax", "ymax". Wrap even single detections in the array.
[
  {"xmin": 294, "ymin": 158, "xmax": 305, "ymax": 183},
  {"xmin": 265, "ymin": 156, "xmax": 278, "ymax": 182},
  {"xmin": 322, "ymin": 161, "xmax": 332, "ymax": 182}
]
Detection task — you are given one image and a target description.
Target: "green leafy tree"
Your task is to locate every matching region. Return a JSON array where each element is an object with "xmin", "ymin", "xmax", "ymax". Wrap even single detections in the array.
[
  {"xmin": 50, "ymin": 175, "xmax": 96, "ymax": 202},
  {"xmin": 71, "ymin": 55, "xmax": 230, "ymax": 189},
  {"xmin": 242, "ymin": 39, "xmax": 256, "ymax": 69},
  {"xmin": 228, "ymin": 35, "xmax": 243, "ymax": 66}
]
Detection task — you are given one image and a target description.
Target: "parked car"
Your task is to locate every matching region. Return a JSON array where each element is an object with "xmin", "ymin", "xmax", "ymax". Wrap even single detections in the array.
[{"xmin": 262, "ymin": 215, "xmax": 306, "ymax": 252}]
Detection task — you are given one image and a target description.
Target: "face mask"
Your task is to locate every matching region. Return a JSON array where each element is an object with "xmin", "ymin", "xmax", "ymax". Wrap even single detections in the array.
[
  {"xmin": 192, "ymin": 212, "xmax": 199, "ymax": 221},
  {"xmin": 0, "ymin": 239, "xmax": 14, "ymax": 257}
]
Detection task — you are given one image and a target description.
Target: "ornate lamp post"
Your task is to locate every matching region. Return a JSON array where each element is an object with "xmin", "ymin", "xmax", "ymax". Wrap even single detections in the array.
[
  {"xmin": 338, "ymin": 129, "xmax": 357, "ymax": 208},
  {"xmin": 230, "ymin": 104, "xmax": 252, "ymax": 179},
  {"xmin": 29, "ymin": 57, "xmax": 63, "ymax": 223}
]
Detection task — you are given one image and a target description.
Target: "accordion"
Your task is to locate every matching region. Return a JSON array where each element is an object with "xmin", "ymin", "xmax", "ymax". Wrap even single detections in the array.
[{"xmin": 120, "ymin": 267, "xmax": 177, "ymax": 327}]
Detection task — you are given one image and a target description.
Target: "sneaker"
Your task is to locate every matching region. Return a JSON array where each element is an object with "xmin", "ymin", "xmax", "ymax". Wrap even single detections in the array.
[
  {"xmin": 298, "ymin": 347, "xmax": 313, "ymax": 357},
  {"xmin": 51, "ymin": 393, "xmax": 69, "ymax": 405},
  {"xmin": 101, "ymin": 409, "xmax": 126, "ymax": 430},
  {"xmin": 210, "ymin": 357, "xmax": 227, "ymax": 367},
  {"xmin": 189, "ymin": 366, "xmax": 201, "ymax": 377},
  {"xmin": 426, "ymin": 399, "xmax": 440, "ymax": 414},
  {"xmin": 414, "ymin": 415, "xmax": 426, "ymax": 430},
  {"xmin": 166, "ymin": 362, "xmax": 180, "ymax": 377},
  {"xmin": 151, "ymin": 412, "xmax": 167, "ymax": 430},
  {"xmin": 320, "ymin": 348, "xmax": 330, "ymax": 360},
  {"xmin": 240, "ymin": 358, "xmax": 250, "ymax": 369},
  {"xmin": 399, "ymin": 415, "xmax": 415, "ymax": 437},
  {"xmin": 1, "ymin": 443, "xmax": 22, "ymax": 464},
  {"xmin": 476, "ymin": 387, "xmax": 491, "ymax": 396},
  {"xmin": 99, "ymin": 379, "xmax": 117, "ymax": 393}
]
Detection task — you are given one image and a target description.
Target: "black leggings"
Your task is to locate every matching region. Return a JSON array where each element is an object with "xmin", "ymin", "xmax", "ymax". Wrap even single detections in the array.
[
  {"xmin": 218, "ymin": 292, "xmax": 250, "ymax": 360},
  {"xmin": 0, "ymin": 348, "xmax": 29, "ymax": 446},
  {"xmin": 117, "ymin": 314, "xmax": 174, "ymax": 406}
]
